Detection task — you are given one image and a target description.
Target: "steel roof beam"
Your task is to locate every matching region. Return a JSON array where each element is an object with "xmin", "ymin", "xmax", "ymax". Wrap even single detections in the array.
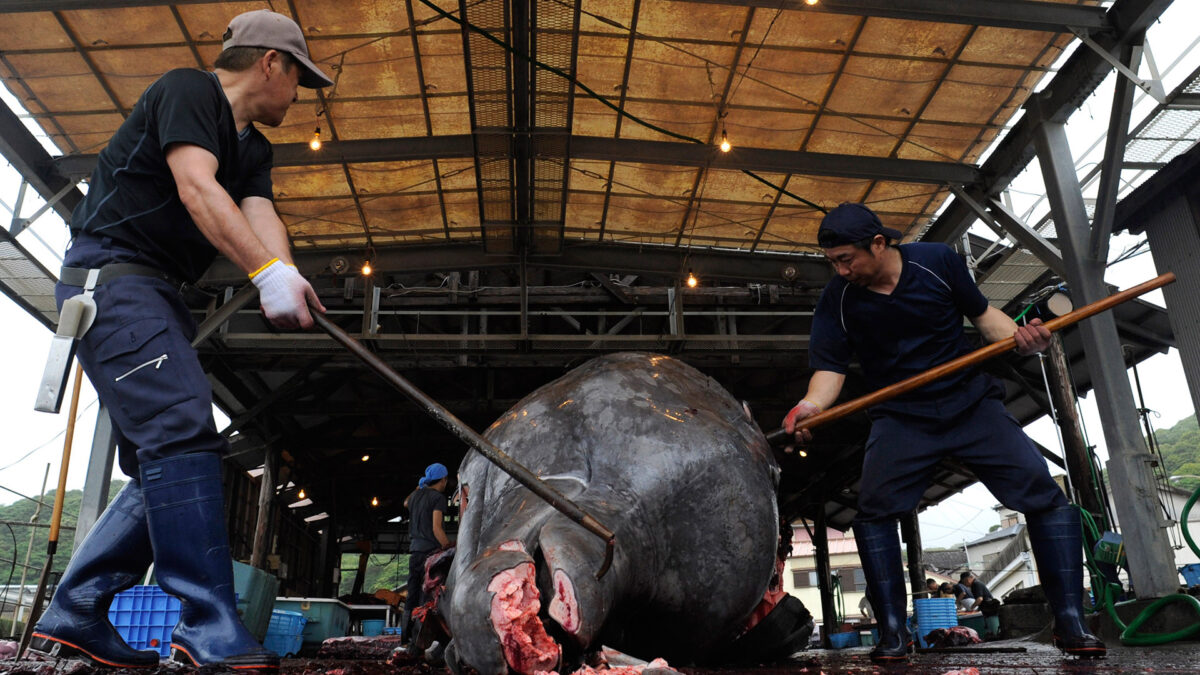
[
  {"xmin": 0, "ymin": 0, "xmax": 211, "ymax": 10},
  {"xmin": 57, "ymin": 133, "xmax": 977, "ymax": 185},
  {"xmin": 0, "ymin": 102, "xmax": 81, "ymax": 221},
  {"xmin": 0, "ymin": 0, "xmax": 1110, "ymax": 32},
  {"xmin": 679, "ymin": 0, "xmax": 1109, "ymax": 33},
  {"xmin": 52, "ymin": 135, "xmax": 477, "ymax": 179},
  {"xmin": 572, "ymin": 137, "xmax": 979, "ymax": 185},
  {"xmin": 200, "ymin": 240, "xmax": 832, "ymax": 286}
]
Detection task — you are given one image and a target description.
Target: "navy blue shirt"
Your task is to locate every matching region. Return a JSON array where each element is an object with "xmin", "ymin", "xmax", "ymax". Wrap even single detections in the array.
[
  {"xmin": 71, "ymin": 69, "xmax": 274, "ymax": 282},
  {"xmin": 810, "ymin": 242, "xmax": 1000, "ymax": 419}
]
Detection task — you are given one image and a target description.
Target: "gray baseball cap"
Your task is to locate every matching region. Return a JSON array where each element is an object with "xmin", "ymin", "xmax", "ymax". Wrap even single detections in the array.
[{"xmin": 222, "ymin": 10, "xmax": 333, "ymax": 88}]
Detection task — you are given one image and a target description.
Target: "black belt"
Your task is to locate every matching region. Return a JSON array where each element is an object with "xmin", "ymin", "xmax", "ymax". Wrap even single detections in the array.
[{"xmin": 59, "ymin": 263, "xmax": 182, "ymax": 289}]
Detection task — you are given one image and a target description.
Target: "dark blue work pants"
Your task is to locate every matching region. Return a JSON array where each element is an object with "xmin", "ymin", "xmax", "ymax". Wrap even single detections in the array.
[
  {"xmin": 856, "ymin": 391, "xmax": 1067, "ymax": 522},
  {"xmin": 56, "ymin": 234, "xmax": 226, "ymax": 479}
]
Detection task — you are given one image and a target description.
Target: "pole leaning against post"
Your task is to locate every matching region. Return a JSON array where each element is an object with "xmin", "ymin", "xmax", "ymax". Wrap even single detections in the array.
[
  {"xmin": 19, "ymin": 363, "xmax": 85, "ymax": 658},
  {"xmin": 766, "ymin": 271, "xmax": 1177, "ymax": 445},
  {"xmin": 308, "ymin": 305, "xmax": 617, "ymax": 579}
]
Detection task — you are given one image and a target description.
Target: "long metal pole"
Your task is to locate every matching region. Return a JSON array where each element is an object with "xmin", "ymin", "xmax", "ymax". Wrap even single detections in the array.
[
  {"xmin": 765, "ymin": 272, "xmax": 1175, "ymax": 444},
  {"xmin": 18, "ymin": 362, "xmax": 84, "ymax": 657},
  {"xmin": 309, "ymin": 307, "xmax": 616, "ymax": 578},
  {"xmin": 10, "ymin": 465, "xmax": 49, "ymax": 637}
]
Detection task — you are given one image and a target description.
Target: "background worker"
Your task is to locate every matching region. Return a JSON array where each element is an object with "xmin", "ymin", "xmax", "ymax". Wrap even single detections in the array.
[
  {"xmin": 782, "ymin": 203, "xmax": 1105, "ymax": 663},
  {"xmin": 859, "ymin": 593, "xmax": 875, "ymax": 622},
  {"xmin": 953, "ymin": 579, "xmax": 975, "ymax": 613},
  {"xmin": 401, "ymin": 463, "xmax": 452, "ymax": 648},
  {"xmin": 960, "ymin": 571, "xmax": 994, "ymax": 612},
  {"xmin": 29, "ymin": 10, "xmax": 331, "ymax": 669}
]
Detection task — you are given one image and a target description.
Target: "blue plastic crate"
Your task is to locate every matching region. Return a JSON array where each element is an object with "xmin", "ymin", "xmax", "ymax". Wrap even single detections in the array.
[
  {"xmin": 828, "ymin": 631, "xmax": 860, "ymax": 649},
  {"xmin": 913, "ymin": 597, "xmax": 958, "ymax": 648},
  {"xmin": 1181, "ymin": 563, "xmax": 1200, "ymax": 587},
  {"xmin": 263, "ymin": 610, "xmax": 307, "ymax": 658},
  {"xmin": 108, "ymin": 586, "xmax": 180, "ymax": 658},
  {"xmin": 381, "ymin": 626, "xmax": 402, "ymax": 636}
]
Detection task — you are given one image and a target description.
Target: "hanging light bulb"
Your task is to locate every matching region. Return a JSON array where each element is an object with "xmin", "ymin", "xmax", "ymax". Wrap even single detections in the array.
[
  {"xmin": 804, "ymin": 0, "xmax": 819, "ymax": 5},
  {"xmin": 298, "ymin": 488, "xmax": 306, "ymax": 499},
  {"xmin": 361, "ymin": 454, "xmax": 370, "ymax": 462},
  {"xmin": 371, "ymin": 496, "xmax": 379, "ymax": 507},
  {"xmin": 719, "ymin": 129, "xmax": 731, "ymax": 153},
  {"xmin": 309, "ymin": 126, "xmax": 322, "ymax": 151},
  {"xmin": 686, "ymin": 269, "xmax": 698, "ymax": 288},
  {"xmin": 361, "ymin": 260, "xmax": 373, "ymax": 276},
  {"xmin": 798, "ymin": 449, "xmax": 808, "ymax": 458}
]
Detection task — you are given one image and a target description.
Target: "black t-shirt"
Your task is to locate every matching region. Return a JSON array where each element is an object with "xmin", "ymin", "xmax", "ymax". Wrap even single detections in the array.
[
  {"xmin": 408, "ymin": 487, "xmax": 446, "ymax": 554},
  {"xmin": 971, "ymin": 579, "xmax": 993, "ymax": 600},
  {"xmin": 71, "ymin": 68, "xmax": 274, "ymax": 282}
]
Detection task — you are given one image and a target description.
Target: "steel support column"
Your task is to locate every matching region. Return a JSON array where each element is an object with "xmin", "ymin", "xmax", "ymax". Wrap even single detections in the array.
[
  {"xmin": 73, "ymin": 404, "xmax": 117, "ymax": 551},
  {"xmin": 1089, "ymin": 40, "xmax": 1143, "ymax": 261},
  {"xmin": 812, "ymin": 514, "xmax": 837, "ymax": 649},
  {"xmin": 1033, "ymin": 120, "xmax": 1178, "ymax": 598},
  {"xmin": 250, "ymin": 450, "xmax": 277, "ymax": 570}
]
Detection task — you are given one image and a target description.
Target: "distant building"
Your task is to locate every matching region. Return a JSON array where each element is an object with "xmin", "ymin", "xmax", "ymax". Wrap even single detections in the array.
[
  {"xmin": 963, "ymin": 507, "xmax": 1036, "ymax": 600},
  {"xmin": 962, "ymin": 478, "xmax": 1200, "ymax": 598},
  {"xmin": 781, "ymin": 523, "xmax": 871, "ymax": 631}
]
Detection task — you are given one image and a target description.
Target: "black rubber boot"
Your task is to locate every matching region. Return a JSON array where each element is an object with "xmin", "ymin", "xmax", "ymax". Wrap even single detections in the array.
[
  {"xmin": 852, "ymin": 519, "xmax": 912, "ymax": 663},
  {"xmin": 140, "ymin": 453, "xmax": 279, "ymax": 668},
  {"xmin": 29, "ymin": 482, "xmax": 160, "ymax": 667},
  {"xmin": 1027, "ymin": 505, "xmax": 1107, "ymax": 659}
]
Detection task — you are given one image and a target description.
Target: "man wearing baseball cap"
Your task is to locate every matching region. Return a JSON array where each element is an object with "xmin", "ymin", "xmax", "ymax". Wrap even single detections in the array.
[
  {"xmin": 31, "ymin": 10, "xmax": 331, "ymax": 669},
  {"xmin": 782, "ymin": 203, "xmax": 1104, "ymax": 662}
]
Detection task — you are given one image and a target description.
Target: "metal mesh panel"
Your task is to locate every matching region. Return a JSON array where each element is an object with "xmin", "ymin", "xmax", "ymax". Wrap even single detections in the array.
[
  {"xmin": 467, "ymin": 1, "xmax": 512, "ymax": 129},
  {"xmin": 0, "ymin": 239, "xmax": 58, "ymax": 325},
  {"xmin": 1126, "ymin": 109, "xmax": 1200, "ymax": 165},
  {"xmin": 465, "ymin": 0, "xmax": 516, "ymax": 252},
  {"xmin": 526, "ymin": 0, "xmax": 576, "ymax": 253}
]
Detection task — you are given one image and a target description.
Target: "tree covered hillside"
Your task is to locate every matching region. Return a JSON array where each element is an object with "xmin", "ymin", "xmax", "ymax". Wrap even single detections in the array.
[
  {"xmin": 0, "ymin": 479, "xmax": 127, "ymax": 585},
  {"xmin": 1152, "ymin": 414, "xmax": 1200, "ymax": 491}
]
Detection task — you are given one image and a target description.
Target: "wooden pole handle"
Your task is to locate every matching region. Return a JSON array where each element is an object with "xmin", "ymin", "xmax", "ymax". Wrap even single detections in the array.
[
  {"xmin": 48, "ymin": 362, "xmax": 84, "ymax": 546},
  {"xmin": 767, "ymin": 271, "xmax": 1176, "ymax": 444}
]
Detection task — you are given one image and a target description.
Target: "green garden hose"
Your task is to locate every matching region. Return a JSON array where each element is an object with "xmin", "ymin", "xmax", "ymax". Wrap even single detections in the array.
[{"xmin": 1077, "ymin": 490, "xmax": 1200, "ymax": 645}]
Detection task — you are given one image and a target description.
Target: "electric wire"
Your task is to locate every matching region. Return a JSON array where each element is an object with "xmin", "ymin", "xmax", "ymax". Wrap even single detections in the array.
[
  {"xmin": 560, "ymin": 0, "xmax": 963, "ymax": 164},
  {"xmin": 0, "ymin": 397, "xmax": 99, "ymax": 474},
  {"xmin": 415, "ymin": 0, "xmax": 826, "ymax": 214}
]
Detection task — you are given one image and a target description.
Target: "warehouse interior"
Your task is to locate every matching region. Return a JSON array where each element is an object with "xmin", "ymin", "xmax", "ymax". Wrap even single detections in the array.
[{"xmin": 0, "ymin": 0, "xmax": 1194, "ymax": 606}]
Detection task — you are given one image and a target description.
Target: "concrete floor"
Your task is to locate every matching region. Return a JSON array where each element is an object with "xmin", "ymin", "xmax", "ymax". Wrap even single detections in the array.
[
  {"xmin": 742, "ymin": 638, "xmax": 1200, "ymax": 674},
  {"xmin": 3, "ymin": 636, "xmax": 1198, "ymax": 675}
]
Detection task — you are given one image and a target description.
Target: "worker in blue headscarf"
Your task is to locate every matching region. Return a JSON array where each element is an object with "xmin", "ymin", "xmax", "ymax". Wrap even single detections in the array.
[{"xmin": 400, "ymin": 463, "xmax": 451, "ymax": 648}]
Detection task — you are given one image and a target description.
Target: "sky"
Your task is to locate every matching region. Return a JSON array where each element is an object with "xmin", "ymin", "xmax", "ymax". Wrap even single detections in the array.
[{"xmin": 1, "ymin": 3, "xmax": 1199, "ymax": 548}]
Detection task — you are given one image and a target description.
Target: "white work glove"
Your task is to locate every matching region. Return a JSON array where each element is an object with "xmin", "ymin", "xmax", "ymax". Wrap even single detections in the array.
[{"xmin": 249, "ymin": 259, "xmax": 324, "ymax": 329}]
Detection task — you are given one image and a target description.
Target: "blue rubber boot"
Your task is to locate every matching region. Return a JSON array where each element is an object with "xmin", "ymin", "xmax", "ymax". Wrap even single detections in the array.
[
  {"xmin": 140, "ymin": 453, "xmax": 279, "ymax": 668},
  {"xmin": 852, "ymin": 519, "xmax": 912, "ymax": 663},
  {"xmin": 29, "ymin": 482, "xmax": 159, "ymax": 667},
  {"xmin": 1027, "ymin": 506, "xmax": 1107, "ymax": 658}
]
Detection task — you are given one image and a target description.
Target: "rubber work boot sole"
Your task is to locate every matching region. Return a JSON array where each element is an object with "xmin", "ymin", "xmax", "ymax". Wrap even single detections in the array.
[
  {"xmin": 170, "ymin": 643, "xmax": 279, "ymax": 669},
  {"xmin": 869, "ymin": 640, "xmax": 914, "ymax": 663},
  {"xmin": 29, "ymin": 633, "xmax": 158, "ymax": 668},
  {"xmin": 1053, "ymin": 634, "xmax": 1107, "ymax": 659}
]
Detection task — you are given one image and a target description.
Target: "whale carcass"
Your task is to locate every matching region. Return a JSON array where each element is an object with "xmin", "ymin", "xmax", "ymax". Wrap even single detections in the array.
[{"xmin": 442, "ymin": 353, "xmax": 810, "ymax": 674}]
